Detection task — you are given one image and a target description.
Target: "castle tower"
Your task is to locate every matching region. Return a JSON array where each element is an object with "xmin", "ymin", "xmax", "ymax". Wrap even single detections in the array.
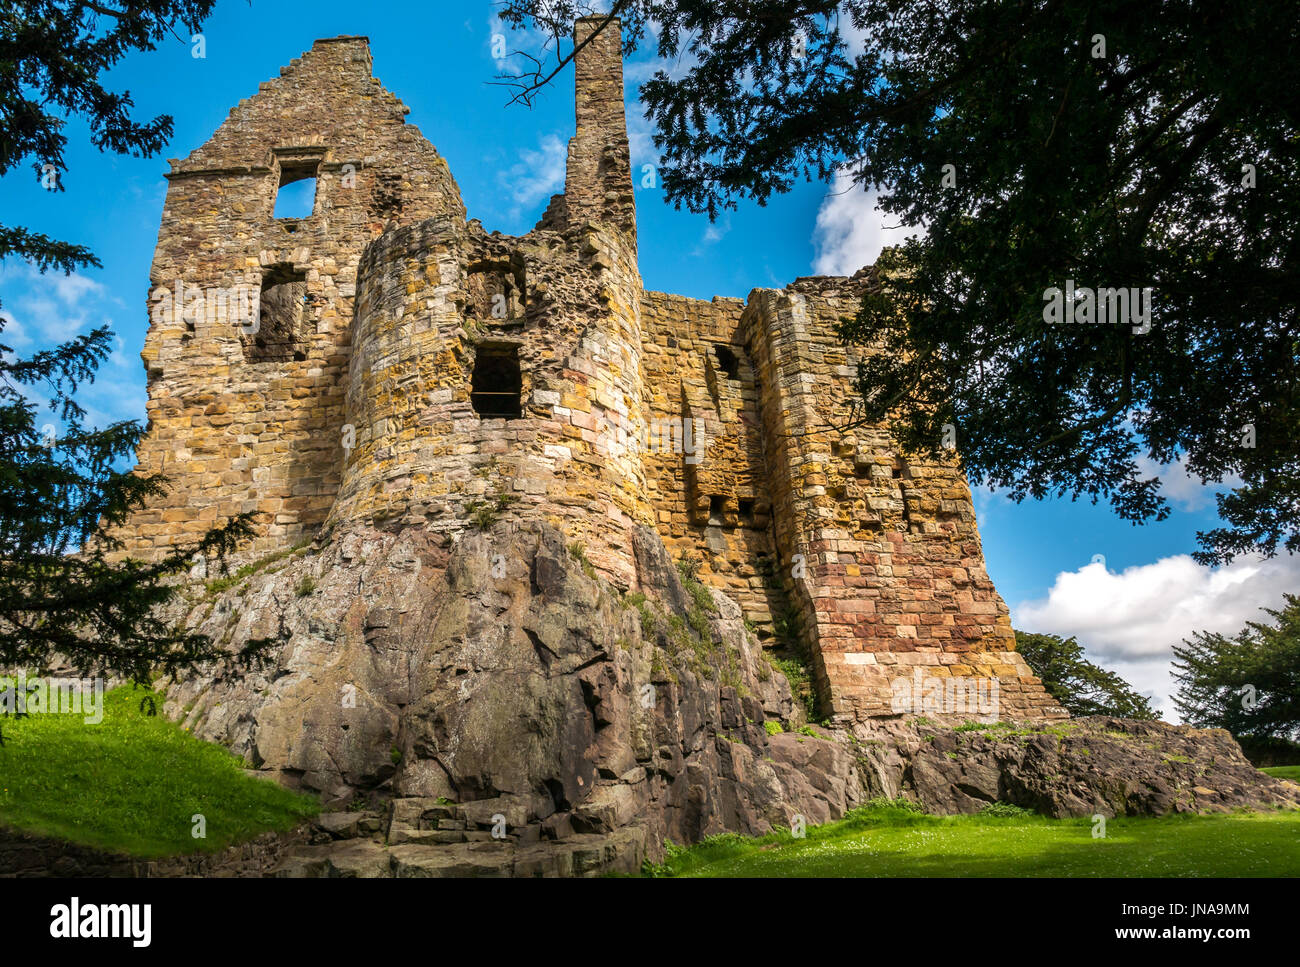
[
  {"xmin": 327, "ymin": 16, "xmax": 652, "ymax": 588},
  {"xmin": 564, "ymin": 16, "xmax": 638, "ymax": 239}
]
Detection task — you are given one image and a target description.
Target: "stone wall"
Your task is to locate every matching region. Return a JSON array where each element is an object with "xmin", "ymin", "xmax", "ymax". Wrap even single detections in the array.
[
  {"xmin": 316, "ymin": 16, "xmax": 650, "ymax": 587},
  {"xmin": 739, "ymin": 276, "xmax": 1063, "ymax": 724},
  {"xmin": 110, "ymin": 36, "xmax": 464, "ymax": 561},
  {"xmin": 639, "ymin": 291, "xmax": 786, "ymax": 640}
]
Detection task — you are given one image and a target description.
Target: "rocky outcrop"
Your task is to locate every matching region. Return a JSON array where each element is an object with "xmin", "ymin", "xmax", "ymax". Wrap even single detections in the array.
[
  {"xmin": 167, "ymin": 520, "xmax": 868, "ymax": 874},
  {"xmin": 149, "ymin": 519, "xmax": 1298, "ymax": 878},
  {"xmin": 853, "ymin": 716, "xmax": 1300, "ymax": 818}
]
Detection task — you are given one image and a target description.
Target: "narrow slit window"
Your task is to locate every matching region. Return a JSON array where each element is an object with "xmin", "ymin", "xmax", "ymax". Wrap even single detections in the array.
[
  {"xmin": 273, "ymin": 163, "xmax": 319, "ymax": 219},
  {"xmin": 471, "ymin": 345, "xmax": 522, "ymax": 419},
  {"xmin": 738, "ymin": 498, "xmax": 755, "ymax": 524}
]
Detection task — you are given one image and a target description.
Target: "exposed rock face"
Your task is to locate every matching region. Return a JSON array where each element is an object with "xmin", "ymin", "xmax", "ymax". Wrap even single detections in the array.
[
  {"xmin": 855, "ymin": 717, "xmax": 1300, "ymax": 818},
  {"xmin": 160, "ymin": 520, "xmax": 1296, "ymax": 878},
  {"xmin": 169, "ymin": 521, "xmax": 866, "ymax": 873}
]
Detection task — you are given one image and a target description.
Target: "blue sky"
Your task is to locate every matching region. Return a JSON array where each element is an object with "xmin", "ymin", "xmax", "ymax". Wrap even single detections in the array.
[{"xmin": 3, "ymin": 0, "xmax": 1295, "ymax": 717}]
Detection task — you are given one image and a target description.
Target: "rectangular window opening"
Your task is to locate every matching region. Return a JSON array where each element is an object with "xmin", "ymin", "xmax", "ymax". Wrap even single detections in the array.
[
  {"xmin": 708, "ymin": 495, "xmax": 726, "ymax": 525},
  {"xmin": 273, "ymin": 162, "xmax": 319, "ymax": 219},
  {"xmin": 471, "ymin": 344, "xmax": 522, "ymax": 419}
]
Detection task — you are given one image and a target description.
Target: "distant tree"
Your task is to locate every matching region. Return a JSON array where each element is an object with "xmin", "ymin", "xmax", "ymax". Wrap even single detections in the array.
[
  {"xmin": 498, "ymin": 0, "xmax": 1300, "ymax": 566},
  {"xmin": 0, "ymin": 1, "xmax": 269, "ymax": 701},
  {"xmin": 0, "ymin": 323, "xmax": 269, "ymax": 688},
  {"xmin": 1014, "ymin": 630, "xmax": 1156, "ymax": 720},
  {"xmin": 1172, "ymin": 595, "xmax": 1300, "ymax": 741}
]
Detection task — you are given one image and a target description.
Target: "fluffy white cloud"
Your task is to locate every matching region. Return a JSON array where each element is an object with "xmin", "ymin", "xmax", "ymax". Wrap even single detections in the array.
[
  {"xmin": 811, "ymin": 170, "xmax": 919, "ymax": 277},
  {"xmin": 835, "ymin": 2, "xmax": 874, "ymax": 53},
  {"xmin": 1012, "ymin": 553, "xmax": 1300, "ymax": 721},
  {"xmin": 0, "ymin": 263, "xmax": 141, "ymax": 430},
  {"xmin": 0, "ymin": 263, "xmax": 107, "ymax": 347},
  {"xmin": 625, "ymin": 109, "xmax": 659, "ymax": 179},
  {"xmin": 485, "ymin": 12, "xmax": 557, "ymax": 81}
]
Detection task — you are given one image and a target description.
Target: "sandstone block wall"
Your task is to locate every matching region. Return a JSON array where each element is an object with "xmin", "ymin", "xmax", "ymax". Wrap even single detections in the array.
[
  {"xmin": 639, "ymin": 291, "xmax": 787, "ymax": 640},
  {"xmin": 739, "ymin": 278, "xmax": 1065, "ymax": 724},
  {"xmin": 111, "ymin": 36, "xmax": 463, "ymax": 559}
]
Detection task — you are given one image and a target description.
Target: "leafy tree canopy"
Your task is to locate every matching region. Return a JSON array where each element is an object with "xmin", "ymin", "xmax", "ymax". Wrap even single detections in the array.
[
  {"xmin": 1, "ymin": 0, "xmax": 217, "ymax": 272},
  {"xmin": 1172, "ymin": 594, "xmax": 1300, "ymax": 740},
  {"xmin": 1014, "ymin": 630, "xmax": 1156, "ymax": 719}
]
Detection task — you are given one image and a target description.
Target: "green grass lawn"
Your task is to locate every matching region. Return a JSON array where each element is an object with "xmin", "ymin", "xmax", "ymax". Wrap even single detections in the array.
[
  {"xmin": 648, "ymin": 801, "xmax": 1300, "ymax": 878},
  {"xmin": 0, "ymin": 684, "xmax": 317, "ymax": 858},
  {"xmin": 1262, "ymin": 765, "xmax": 1300, "ymax": 782}
]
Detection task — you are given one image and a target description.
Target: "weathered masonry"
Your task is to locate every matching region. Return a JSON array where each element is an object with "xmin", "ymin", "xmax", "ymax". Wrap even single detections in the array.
[{"xmin": 115, "ymin": 19, "xmax": 1063, "ymax": 726}]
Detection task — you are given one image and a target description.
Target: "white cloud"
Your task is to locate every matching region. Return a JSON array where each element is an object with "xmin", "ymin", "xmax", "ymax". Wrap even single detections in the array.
[
  {"xmin": 972, "ymin": 483, "xmax": 1013, "ymax": 530},
  {"xmin": 690, "ymin": 214, "xmax": 731, "ymax": 255},
  {"xmin": 1134, "ymin": 453, "xmax": 1240, "ymax": 513},
  {"xmin": 486, "ymin": 13, "xmax": 558, "ymax": 81},
  {"xmin": 625, "ymin": 109, "xmax": 659, "ymax": 177},
  {"xmin": 0, "ymin": 305, "xmax": 32, "ymax": 349},
  {"xmin": 835, "ymin": 1, "xmax": 874, "ymax": 54},
  {"xmin": 0, "ymin": 263, "xmax": 142, "ymax": 432},
  {"xmin": 1012, "ymin": 553, "xmax": 1300, "ymax": 721},
  {"xmin": 0, "ymin": 264, "xmax": 107, "ymax": 347},
  {"xmin": 624, "ymin": 44, "xmax": 698, "ymax": 86},
  {"xmin": 46, "ymin": 271, "xmax": 104, "ymax": 307},
  {"xmin": 811, "ymin": 170, "xmax": 919, "ymax": 277}
]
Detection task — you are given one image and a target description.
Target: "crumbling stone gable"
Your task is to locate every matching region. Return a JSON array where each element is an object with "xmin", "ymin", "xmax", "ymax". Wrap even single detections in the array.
[
  {"xmin": 110, "ymin": 36, "xmax": 465, "ymax": 561},
  {"xmin": 114, "ymin": 19, "xmax": 1061, "ymax": 725}
]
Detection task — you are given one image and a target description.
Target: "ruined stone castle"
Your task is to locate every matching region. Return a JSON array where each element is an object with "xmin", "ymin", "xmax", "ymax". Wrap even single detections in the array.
[{"xmin": 117, "ymin": 18, "xmax": 1062, "ymax": 726}]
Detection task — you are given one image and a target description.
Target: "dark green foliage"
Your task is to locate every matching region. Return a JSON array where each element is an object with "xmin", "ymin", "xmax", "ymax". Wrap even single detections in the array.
[
  {"xmin": 1236, "ymin": 736, "xmax": 1300, "ymax": 768},
  {"xmin": 1, "ymin": 1, "xmax": 217, "ymax": 272},
  {"xmin": 500, "ymin": 0, "xmax": 1300, "ymax": 564},
  {"xmin": 977, "ymin": 801, "xmax": 1034, "ymax": 818},
  {"xmin": 0, "ymin": 321, "xmax": 273, "ymax": 685},
  {"xmin": 0, "ymin": 1, "xmax": 273, "ymax": 690},
  {"xmin": 1172, "ymin": 594, "xmax": 1300, "ymax": 741},
  {"xmin": 1014, "ymin": 630, "xmax": 1157, "ymax": 720}
]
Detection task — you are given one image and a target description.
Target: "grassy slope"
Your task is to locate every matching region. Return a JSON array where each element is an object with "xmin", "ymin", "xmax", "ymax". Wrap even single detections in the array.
[
  {"xmin": 1262, "ymin": 765, "xmax": 1300, "ymax": 782},
  {"xmin": 651, "ymin": 802, "xmax": 1300, "ymax": 878},
  {"xmin": 0, "ymin": 685, "xmax": 317, "ymax": 858}
]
